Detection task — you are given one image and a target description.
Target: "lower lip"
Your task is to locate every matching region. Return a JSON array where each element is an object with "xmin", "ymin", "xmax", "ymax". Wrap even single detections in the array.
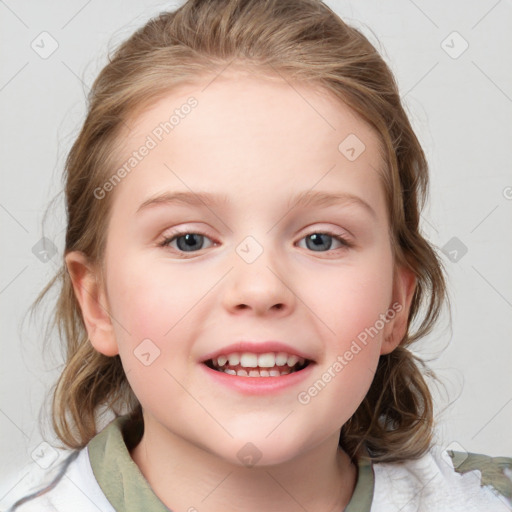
[{"xmin": 200, "ymin": 363, "xmax": 315, "ymax": 395}]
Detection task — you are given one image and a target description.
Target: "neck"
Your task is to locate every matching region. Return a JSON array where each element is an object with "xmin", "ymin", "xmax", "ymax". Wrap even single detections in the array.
[{"xmin": 130, "ymin": 413, "xmax": 357, "ymax": 512}]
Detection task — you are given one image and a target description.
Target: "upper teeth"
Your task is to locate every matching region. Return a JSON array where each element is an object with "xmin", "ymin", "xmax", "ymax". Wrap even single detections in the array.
[{"xmin": 213, "ymin": 352, "xmax": 304, "ymax": 368}]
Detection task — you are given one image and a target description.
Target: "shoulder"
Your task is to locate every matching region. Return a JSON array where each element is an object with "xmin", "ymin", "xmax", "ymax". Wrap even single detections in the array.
[
  {"xmin": 5, "ymin": 447, "xmax": 114, "ymax": 512},
  {"xmin": 370, "ymin": 445, "xmax": 512, "ymax": 512}
]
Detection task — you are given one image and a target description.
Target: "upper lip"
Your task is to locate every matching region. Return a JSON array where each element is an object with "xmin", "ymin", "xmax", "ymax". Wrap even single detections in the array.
[{"xmin": 200, "ymin": 341, "xmax": 316, "ymax": 363}]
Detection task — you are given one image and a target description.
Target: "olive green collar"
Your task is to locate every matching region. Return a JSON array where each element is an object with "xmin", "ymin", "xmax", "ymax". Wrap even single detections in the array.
[{"xmin": 88, "ymin": 415, "xmax": 374, "ymax": 512}]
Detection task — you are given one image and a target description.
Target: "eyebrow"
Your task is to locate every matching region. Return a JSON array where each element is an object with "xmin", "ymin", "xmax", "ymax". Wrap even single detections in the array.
[
  {"xmin": 288, "ymin": 190, "xmax": 376, "ymax": 218},
  {"xmin": 136, "ymin": 191, "xmax": 230, "ymax": 213},
  {"xmin": 136, "ymin": 190, "xmax": 376, "ymax": 218}
]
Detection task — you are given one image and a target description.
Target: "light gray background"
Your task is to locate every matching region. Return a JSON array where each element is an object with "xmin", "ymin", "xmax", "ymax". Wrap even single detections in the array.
[{"xmin": 1, "ymin": 0, "xmax": 511, "ymax": 506}]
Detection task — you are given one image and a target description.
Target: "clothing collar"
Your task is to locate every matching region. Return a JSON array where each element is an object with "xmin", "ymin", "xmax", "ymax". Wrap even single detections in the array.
[{"xmin": 88, "ymin": 415, "xmax": 374, "ymax": 512}]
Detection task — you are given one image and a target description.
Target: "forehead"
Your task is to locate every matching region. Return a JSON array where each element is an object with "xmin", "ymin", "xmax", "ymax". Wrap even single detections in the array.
[
  {"xmin": 110, "ymin": 71, "xmax": 387, "ymax": 217},
  {"xmin": 124, "ymin": 70, "xmax": 384, "ymax": 157}
]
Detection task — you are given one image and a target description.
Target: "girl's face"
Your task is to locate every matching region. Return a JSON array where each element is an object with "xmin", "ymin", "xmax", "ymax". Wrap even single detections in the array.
[{"xmin": 71, "ymin": 72, "xmax": 414, "ymax": 466}]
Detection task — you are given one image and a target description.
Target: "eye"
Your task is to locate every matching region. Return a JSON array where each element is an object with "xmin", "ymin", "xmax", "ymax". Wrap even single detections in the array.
[
  {"xmin": 297, "ymin": 232, "xmax": 352, "ymax": 252},
  {"xmin": 160, "ymin": 231, "xmax": 215, "ymax": 253},
  {"xmin": 159, "ymin": 229, "xmax": 352, "ymax": 256}
]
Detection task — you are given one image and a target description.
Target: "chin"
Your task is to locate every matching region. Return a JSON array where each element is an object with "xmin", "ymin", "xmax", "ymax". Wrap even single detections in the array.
[{"xmin": 205, "ymin": 433, "xmax": 312, "ymax": 469}]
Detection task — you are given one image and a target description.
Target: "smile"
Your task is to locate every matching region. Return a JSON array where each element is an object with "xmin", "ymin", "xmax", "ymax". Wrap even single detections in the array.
[{"xmin": 205, "ymin": 351, "xmax": 311, "ymax": 377}]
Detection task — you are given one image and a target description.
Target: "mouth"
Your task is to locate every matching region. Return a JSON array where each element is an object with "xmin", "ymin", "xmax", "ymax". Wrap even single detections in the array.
[{"xmin": 203, "ymin": 351, "xmax": 312, "ymax": 377}]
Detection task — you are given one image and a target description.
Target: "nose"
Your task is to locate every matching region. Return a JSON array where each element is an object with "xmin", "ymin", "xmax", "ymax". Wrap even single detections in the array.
[{"xmin": 221, "ymin": 247, "xmax": 296, "ymax": 317}]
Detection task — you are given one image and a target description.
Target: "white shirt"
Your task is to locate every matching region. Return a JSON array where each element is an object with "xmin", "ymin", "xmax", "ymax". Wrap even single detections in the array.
[{"xmin": 5, "ymin": 416, "xmax": 512, "ymax": 512}]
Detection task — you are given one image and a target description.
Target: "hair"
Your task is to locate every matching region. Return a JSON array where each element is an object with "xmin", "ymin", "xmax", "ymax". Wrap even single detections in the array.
[{"xmin": 34, "ymin": 0, "xmax": 448, "ymax": 463}]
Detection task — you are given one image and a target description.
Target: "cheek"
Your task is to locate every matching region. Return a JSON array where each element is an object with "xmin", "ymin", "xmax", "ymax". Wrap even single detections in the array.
[
  {"xmin": 295, "ymin": 248, "xmax": 394, "ymax": 410},
  {"xmin": 295, "ymin": 261, "xmax": 393, "ymax": 428},
  {"xmin": 103, "ymin": 257, "xmax": 198, "ymax": 414},
  {"xmin": 105, "ymin": 255, "xmax": 203, "ymax": 342},
  {"xmin": 301, "ymin": 250, "xmax": 394, "ymax": 348}
]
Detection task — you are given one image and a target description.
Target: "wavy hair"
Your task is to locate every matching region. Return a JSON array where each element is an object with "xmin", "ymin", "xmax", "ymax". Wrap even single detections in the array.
[{"xmin": 33, "ymin": 0, "xmax": 448, "ymax": 463}]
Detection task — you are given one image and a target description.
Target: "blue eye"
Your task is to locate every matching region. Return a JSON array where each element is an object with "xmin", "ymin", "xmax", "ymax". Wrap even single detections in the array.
[
  {"xmin": 160, "ymin": 230, "xmax": 351, "ymax": 256},
  {"xmin": 161, "ymin": 232, "xmax": 214, "ymax": 252},
  {"xmin": 297, "ymin": 232, "xmax": 351, "ymax": 252}
]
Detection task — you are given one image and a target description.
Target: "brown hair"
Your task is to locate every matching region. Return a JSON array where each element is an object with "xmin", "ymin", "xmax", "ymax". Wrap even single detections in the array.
[{"xmin": 34, "ymin": 0, "xmax": 448, "ymax": 463}]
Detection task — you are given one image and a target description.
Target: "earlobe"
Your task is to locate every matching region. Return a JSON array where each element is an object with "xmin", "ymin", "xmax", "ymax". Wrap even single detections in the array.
[
  {"xmin": 65, "ymin": 251, "xmax": 119, "ymax": 357},
  {"xmin": 380, "ymin": 264, "xmax": 417, "ymax": 355}
]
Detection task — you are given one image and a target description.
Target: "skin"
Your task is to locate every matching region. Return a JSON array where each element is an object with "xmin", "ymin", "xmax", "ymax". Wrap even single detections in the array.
[{"xmin": 67, "ymin": 70, "xmax": 416, "ymax": 512}]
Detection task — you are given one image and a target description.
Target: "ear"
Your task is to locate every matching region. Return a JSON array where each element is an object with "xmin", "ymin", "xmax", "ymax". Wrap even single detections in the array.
[
  {"xmin": 380, "ymin": 263, "xmax": 416, "ymax": 355},
  {"xmin": 65, "ymin": 251, "xmax": 119, "ymax": 357}
]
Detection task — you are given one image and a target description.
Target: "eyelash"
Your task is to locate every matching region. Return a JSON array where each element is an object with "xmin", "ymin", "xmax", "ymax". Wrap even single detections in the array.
[{"xmin": 158, "ymin": 229, "xmax": 353, "ymax": 257}]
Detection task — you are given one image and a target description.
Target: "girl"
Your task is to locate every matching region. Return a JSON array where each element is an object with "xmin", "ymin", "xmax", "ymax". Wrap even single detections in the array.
[{"xmin": 6, "ymin": 0, "xmax": 512, "ymax": 510}]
